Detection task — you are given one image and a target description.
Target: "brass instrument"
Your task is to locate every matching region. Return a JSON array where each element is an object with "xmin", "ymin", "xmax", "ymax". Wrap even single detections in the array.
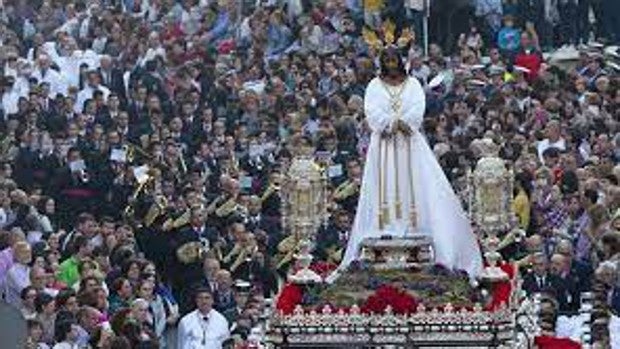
[
  {"xmin": 332, "ymin": 179, "xmax": 359, "ymax": 200},
  {"xmin": 325, "ymin": 245, "xmax": 343, "ymax": 265},
  {"xmin": 179, "ymin": 151, "xmax": 188, "ymax": 174},
  {"xmin": 125, "ymin": 141, "xmax": 153, "ymax": 161},
  {"xmin": 215, "ymin": 196, "xmax": 238, "ymax": 218},
  {"xmin": 123, "ymin": 175, "xmax": 152, "ymax": 219},
  {"xmin": 162, "ymin": 209, "xmax": 191, "ymax": 231},
  {"xmin": 205, "ymin": 196, "xmax": 224, "ymax": 215},
  {"xmin": 275, "ymin": 234, "xmax": 299, "ymax": 270},
  {"xmin": 222, "ymin": 243, "xmax": 242, "ymax": 265},
  {"xmin": 144, "ymin": 195, "xmax": 169, "ymax": 227},
  {"xmin": 176, "ymin": 241, "xmax": 206, "ymax": 264},
  {"xmin": 260, "ymin": 183, "xmax": 280, "ymax": 204},
  {"xmin": 229, "ymin": 245, "xmax": 257, "ymax": 273}
]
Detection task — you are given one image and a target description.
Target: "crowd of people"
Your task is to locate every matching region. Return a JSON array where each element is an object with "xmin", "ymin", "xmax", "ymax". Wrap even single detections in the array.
[{"xmin": 0, "ymin": 0, "xmax": 618, "ymax": 348}]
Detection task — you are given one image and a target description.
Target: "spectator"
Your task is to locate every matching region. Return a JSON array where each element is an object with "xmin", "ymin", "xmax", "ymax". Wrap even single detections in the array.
[
  {"xmin": 177, "ymin": 288, "xmax": 230, "ymax": 349},
  {"xmin": 5, "ymin": 240, "xmax": 32, "ymax": 306},
  {"xmin": 20, "ymin": 285, "xmax": 39, "ymax": 320},
  {"xmin": 108, "ymin": 277, "xmax": 133, "ymax": 316},
  {"xmin": 35, "ymin": 292, "xmax": 57, "ymax": 345},
  {"xmin": 497, "ymin": 15, "xmax": 521, "ymax": 56},
  {"xmin": 52, "ymin": 318, "xmax": 79, "ymax": 349},
  {"xmin": 57, "ymin": 236, "xmax": 91, "ymax": 287}
]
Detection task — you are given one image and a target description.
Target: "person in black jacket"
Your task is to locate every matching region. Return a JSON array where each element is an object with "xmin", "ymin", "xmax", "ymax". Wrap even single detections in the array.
[{"xmin": 522, "ymin": 252, "xmax": 568, "ymax": 311}]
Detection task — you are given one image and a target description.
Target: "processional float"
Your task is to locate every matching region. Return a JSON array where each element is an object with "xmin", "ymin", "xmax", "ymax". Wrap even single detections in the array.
[{"xmin": 265, "ymin": 138, "xmax": 553, "ymax": 348}]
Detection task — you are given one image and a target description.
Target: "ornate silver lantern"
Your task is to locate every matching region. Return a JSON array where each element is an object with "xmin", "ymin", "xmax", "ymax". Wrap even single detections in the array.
[
  {"xmin": 468, "ymin": 138, "xmax": 513, "ymax": 282},
  {"xmin": 281, "ymin": 147, "xmax": 329, "ymax": 284}
]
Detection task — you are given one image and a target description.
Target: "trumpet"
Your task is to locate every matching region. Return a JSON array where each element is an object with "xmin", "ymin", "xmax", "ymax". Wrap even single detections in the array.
[{"xmin": 260, "ymin": 183, "xmax": 280, "ymax": 204}]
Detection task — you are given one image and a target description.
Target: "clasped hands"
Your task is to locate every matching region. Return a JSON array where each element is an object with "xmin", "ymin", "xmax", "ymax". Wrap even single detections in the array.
[{"xmin": 381, "ymin": 119, "xmax": 413, "ymax": 139}]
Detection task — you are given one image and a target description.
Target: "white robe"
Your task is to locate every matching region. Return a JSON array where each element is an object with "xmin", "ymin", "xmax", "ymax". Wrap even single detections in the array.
[
  {"xmin": 338, "ymin": 76, "xmax": 483, "ymax": 277},
  {"xmin": 177, "ymin": 309, "xmax": 230, "ymax": 349}
]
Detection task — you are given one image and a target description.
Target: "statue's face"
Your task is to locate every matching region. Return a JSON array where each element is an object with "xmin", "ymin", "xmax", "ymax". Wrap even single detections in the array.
[{"xmin": 381, "ymin": 49, "xmax": 403, "ymax": 76}]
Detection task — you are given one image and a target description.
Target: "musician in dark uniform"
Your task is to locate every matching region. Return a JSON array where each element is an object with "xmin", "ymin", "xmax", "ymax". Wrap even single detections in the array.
[
  {"xmin": 332, "ymin": 158, "xmax": 362, "ymax": 215},
  {"xmin": 168, "ymin": 206, "xmax": 210, "ymax": 314}
]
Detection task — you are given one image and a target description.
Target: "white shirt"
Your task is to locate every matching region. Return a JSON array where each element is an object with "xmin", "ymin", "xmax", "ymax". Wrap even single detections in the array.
[
  {"xmin": 31, "ymin": 68, "xmax": 68, "ymax": 98},
  {"xmin": 4, "ymin": 263, "xmax": 30, "ymax": 307},
  {"xmin": 537, "ymin": 138, "xmax": 566, "ymax": 164},
  {"xmin": 177, "ymin": 309, "xmax": 230, "ymax": 349},
  {"xmin": 75, "ymin": 85, "xmax": 110, "ymax": 113},
  {"xmin": 2, "ymin": 89, "xmax": 21, "ymax": 116},
  {"xmin": 52, "ymin": 342, "xmax": 78, "ymax": 349}
]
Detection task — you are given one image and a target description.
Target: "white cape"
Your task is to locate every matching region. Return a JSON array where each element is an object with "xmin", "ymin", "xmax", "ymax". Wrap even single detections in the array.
[{"xmin": 337, "ymin": 77, "xmax": 483, "ymax": 277}]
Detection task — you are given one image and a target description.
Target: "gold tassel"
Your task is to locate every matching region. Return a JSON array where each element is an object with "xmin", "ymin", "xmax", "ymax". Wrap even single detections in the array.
[
  {"xmin": 393, "ymin": 134, "xmax": 402, "ymax": 219},
  {"xmin": 378, "ymin": 140, "xmax": 385, "ymax": 230},
  {"xmin": 382, "ymin": 136, "xmax": 390, "ymax": 227},
  {"xmin": 407, "ymin": 136, "xmax": 417, "ymax": 228}
]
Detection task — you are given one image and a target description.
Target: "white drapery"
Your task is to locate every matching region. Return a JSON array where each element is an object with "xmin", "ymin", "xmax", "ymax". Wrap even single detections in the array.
[{"xmin": 336, "ymin": 76, "xmax": 483, "ymax": 278}]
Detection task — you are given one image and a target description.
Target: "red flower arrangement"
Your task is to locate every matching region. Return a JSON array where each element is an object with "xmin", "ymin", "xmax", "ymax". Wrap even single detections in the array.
[
  {"xmin": 276, "ymin": 284, "xmax": 303, "ymax": 315},
  {"xmin": 362, "ymin": 285, "xmax": 418, "ymax": 314},
  {"xmin": 310, "ymin": 261, "xmax": 337, "ymax": 279},
  {"xmin": 275, "ymin": 263, "xmax": 516, "ymax": 315},
  {"xmin": 534, "ymin": 335, "xmax": 581, "ymax": 349}
]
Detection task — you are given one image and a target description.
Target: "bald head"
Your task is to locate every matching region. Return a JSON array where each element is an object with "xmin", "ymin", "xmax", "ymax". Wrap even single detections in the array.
[{"xmin": 550, "ymin": 253, "xmax": 568, "ymax": 276}]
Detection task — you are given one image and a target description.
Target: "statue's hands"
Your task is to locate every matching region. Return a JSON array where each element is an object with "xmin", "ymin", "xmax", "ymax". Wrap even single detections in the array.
[
  {"xmin": 397, "ymin": 120, "xmax": 413, "ymax": 137},
  {"xmin": 381, "ymin": 127, "xmax": 394, "ymax": 139}
]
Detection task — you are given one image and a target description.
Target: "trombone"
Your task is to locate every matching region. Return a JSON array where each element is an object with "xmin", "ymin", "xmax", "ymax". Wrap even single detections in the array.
[{"xmin": 123, "ymin": 174, "xmax": 153, "ymax": 219}]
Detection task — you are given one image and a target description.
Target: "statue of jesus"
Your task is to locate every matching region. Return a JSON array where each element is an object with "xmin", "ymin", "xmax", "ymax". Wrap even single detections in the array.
[{"xmin": 337, "ymin": 46, "xmax": 483, "ymax": 277}]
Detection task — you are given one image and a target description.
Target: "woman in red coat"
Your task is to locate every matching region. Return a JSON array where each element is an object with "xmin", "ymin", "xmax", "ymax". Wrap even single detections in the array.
[{"xmin": 514, "ymin": 23, "xmax": 543, "ymax": 81}]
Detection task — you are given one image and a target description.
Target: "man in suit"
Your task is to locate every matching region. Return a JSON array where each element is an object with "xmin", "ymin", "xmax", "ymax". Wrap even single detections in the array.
[
  {"xmin": 550, "ymin": 253, "xmax": 580, "ymax": 313},
  {"xmin": 332, "ymin": 158, "xmax": 362, "ymax": 215},
  {"xmin": 555, "ymin": 239, "xmax": 593, "ymax": 292},
  {"xmin": 213, "ymin": 270, "xmax": 237, "ymax": 323},
  {"xmin": 522, "ymin": 252, "xmax": 568, "ymax": 310},
  {"xmin": 97, "ymin": 55, "xmax": 126, "ymax": 105},
  {"xmin": 180, "ymin": 257, "xmax": 222, "ymax": 317},
  {"xmin": 315, "ymin": 210, "xmax": 352, "ymax": 264},
  {"xmin": 183, "ymin": 206, "xmax": 217, "ymax": 254},
  {"xmin": 245, "ymin": 195, "xmax": 280, "ymax": 237},
  {"xmin": 168, "ymin": 207, "xmax": 212, "ymax": 310}
]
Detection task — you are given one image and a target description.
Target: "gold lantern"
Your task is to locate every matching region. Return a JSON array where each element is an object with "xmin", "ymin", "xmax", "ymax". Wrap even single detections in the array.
[{"xmin": 280, "ymin": 146, "xmax": 328, "ymax": 284}]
